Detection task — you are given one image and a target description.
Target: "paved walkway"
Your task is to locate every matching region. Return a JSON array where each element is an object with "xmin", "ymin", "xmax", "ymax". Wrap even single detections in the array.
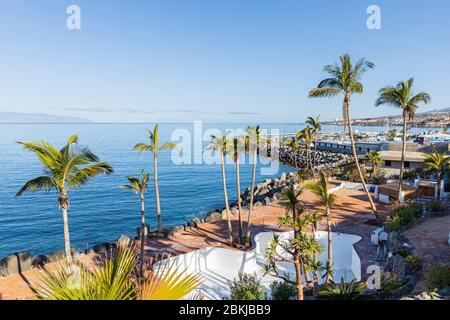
[{"xmin": 0, "ymin": 186, "xmax": 388, "ymax": 300}]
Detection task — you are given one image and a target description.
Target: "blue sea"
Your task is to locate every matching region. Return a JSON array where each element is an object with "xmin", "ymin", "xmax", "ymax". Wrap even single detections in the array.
[{"xmin": 0, "ymin": 122, "xmax": 431, "ymax": 258}]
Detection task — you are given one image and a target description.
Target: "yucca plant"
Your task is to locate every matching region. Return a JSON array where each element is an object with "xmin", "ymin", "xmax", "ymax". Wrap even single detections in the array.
[
  {"xmin": 318, "ymin": 278, "xmax": 372, "ymax": 300},
  {"xmin": 33, "ymin": 239, "xmax": 201, "ymax": 300}
]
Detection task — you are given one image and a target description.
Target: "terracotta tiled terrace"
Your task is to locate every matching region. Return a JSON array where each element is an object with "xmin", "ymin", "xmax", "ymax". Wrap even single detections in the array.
[{"xmin": 0, "ymin": 186, "xmax": 388, "ymax": 300}]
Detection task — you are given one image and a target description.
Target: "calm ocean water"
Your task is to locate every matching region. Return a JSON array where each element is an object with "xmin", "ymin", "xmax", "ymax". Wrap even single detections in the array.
[{"xmin": 0, "ymin": 122, "xmax": 430, "ymax": 258}]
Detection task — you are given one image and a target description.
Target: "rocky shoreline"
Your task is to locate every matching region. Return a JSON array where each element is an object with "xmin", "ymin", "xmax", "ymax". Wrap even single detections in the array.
[{"xmin": 0, "ymin": 142, "xmax": 353, "ymax": 277}]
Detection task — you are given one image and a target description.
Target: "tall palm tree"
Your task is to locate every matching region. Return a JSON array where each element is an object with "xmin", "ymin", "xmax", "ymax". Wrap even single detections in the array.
[
  {"xmin": 306, "ymin": 115, "xmax": 322, "ymax": 170},
  {"xmin": 229, "ymin": 136, "xmax": 245, "ymax": 244},
  {"xmin": 284, "ymin": 136, "xmax": 300, "ymax": 172},
  {"xmin": 243, "ymin": 125, "xmax": 264, "ymax": 247},
  {"xmin": 309, "ymin": 54, "xmax": 377, "ymax": 214},
  {"xmin": 134, "ymin": 124, "xmax": 177, "ymax": 232},
  {"xmin": 207, "ymin": 133, "xmax": 234, "ymax": 246},
  {"xmin": 123, "ymin": 172, "xmax": 150, "ymax": 274},
  {"xmin": 34, "ymin": 239, "xmax": 200, "ymax": 300},
  {"xmin": 375, "ymin": 78, "xmax": 431, "ymax": 200},
  {"xmin": 16, "ymin": 135, "xmax": 113, "ymax": 259},
  {"xmin": 296, "ymin": 128, "xmax": 314, "ymax": 175},
  {"xmin": 364, "ymin": 151, "xmax": 382, "ymax": 179},
  {"xmin": 424, "ymin": 150, "xmax": 450, "ymax": 200},
  {"xmin": 306, "ymin": 172, "xmax": 337, "ymax": 283}
]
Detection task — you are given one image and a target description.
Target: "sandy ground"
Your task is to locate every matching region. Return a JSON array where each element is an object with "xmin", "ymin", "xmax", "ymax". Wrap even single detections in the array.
[
  {"xmin": 403, "ymin": 215, "xmax": 450, "ymax": 294},
  {"xmin": 0, "ymin": 186, "xmax": 388, "ymax": 300}
]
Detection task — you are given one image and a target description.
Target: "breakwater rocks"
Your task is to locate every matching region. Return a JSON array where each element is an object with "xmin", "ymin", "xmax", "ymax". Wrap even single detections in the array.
[{"xmin": 263, "ymin": 143, "xmax": 354, "ymax": 171}]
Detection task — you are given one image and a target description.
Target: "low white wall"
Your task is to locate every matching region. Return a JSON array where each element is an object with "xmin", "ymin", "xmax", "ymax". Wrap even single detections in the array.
[{"xmin": 155, "ymin": 231, "xmax": 362, "ymax": 300}]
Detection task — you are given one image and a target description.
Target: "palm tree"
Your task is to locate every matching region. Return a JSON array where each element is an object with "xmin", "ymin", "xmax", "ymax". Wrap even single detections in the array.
[
  {"xmin": 306, "ymin": 115, "xmax": 322, "ymax": 170},
  {"xmin": 297, "ymin": 128, "xmax": 314, "ymax": 175},
  {"xmin": 283, "ymin": 136, "xmax": 300, "ymax": 172},
  {"xmin": 424, "ymin": 150, "xmax": 450, "ymax": 200},
  {"xmin": 306, "ymin": 172, "xmax": 337, "ymax": 283},
  {"xmin": 229, "ymin": 136, "xmax": 245, "ymax": 244},
  {"xmin": 375, "ymin": 78, "xmax": 431, "ymax": 200},
  {"xmin": 34, "ymin": 239, "xmax": 200, "ymax": 300},
  {"xmin": 16, "ymin": 135, "xmax": 113, "ymax": 259},
  {"xmin": 309, "ymin": 54, "xmax": 377, "ymax": 214},
  {"xmin": 123, "ymin": 172, "xmax": 150, "ymax": 274},
  {"xmin": 134, "ymin": 124, "xmax": 177, "ymax": 232},
  {"xmin": 365, "ymin": 151, "xmax": 382, "ymax": 178},
  {"xmin": 278, "ymin": 186, "xmax": 303, "ymax": 221},
  {"xmin": 243, "ymin": 125, "xmax": 264, "ymax": 247},
  {"xmin": 207, "ymin": 134, "xmax": 234, "ymax": 246}
]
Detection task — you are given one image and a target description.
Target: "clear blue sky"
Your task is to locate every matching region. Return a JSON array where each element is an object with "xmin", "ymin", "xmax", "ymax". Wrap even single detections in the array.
[{"xmin": 0, "ymin": 0, "xmax": 449, "ymax": 123}]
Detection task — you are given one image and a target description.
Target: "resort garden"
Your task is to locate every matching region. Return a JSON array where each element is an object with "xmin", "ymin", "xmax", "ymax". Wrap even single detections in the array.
[{"xmin": 2, "ymin": 54, "xmax": 449, "ymax": 301}]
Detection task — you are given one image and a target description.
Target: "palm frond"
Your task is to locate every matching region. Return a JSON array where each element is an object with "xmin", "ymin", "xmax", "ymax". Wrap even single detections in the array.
[{"xmin": 16, "ymin": 176, "xmax": 60, "ymax": 197}]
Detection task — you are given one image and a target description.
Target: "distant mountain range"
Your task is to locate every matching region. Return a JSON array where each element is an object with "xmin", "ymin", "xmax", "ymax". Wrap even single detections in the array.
[{"xmin": 0, "ymin": 112, "xmax": 92, "ymax": 123}]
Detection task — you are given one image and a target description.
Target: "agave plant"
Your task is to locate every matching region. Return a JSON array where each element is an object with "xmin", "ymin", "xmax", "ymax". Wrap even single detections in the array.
[
  {"xmin": 317, "ymin": 278, "xmax": 373, "ymax": 300},
  {"xmin": 33, "ymin": 240, "xmax": 201, "ymax": 300}
]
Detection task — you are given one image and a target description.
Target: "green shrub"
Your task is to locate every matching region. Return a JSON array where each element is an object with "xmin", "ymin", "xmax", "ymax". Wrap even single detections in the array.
[
  {"xmin": 270, "ymin": 280, "xmax": 296, "ymax": 300},
  {"xmin": 398, "ymin": 247, "xmax": 413, "ymax": 258},
  {"xmin": 387, "ymin": 215, "xmax": 402, "ymax": 232},
  {"xmin": 317, "ymin": 278, "xmax": 374, "ymax": 300},
  {"xmin": 380, "ymin": 273, "xmax": 405, "ymax": 298},
  {"xmin": 427, "ymin": 201, "xmax": 443, "ymax": 216},
  {"xmin": 405, "ymin": 256, "xmax": 424, "ymax": 272},
  {"xmin": 228, "ymin": 273, "xmax": 267, "ymax": 300},
  {"xmin": 426, "ymin": 264, "xmax": 450, "ymax": 291},
  {"xmin": 388, "ymin": 203, "xmax": 422, "ymax": 230}
]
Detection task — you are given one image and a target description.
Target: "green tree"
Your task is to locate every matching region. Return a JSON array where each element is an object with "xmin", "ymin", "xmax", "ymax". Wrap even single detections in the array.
[
  {"xmin": 364, "ymin": 151, "xmax": 382, "ymax": 178},
  {"xmin": 306, "ymin": 172, "xmax": 337, "ymax": 283},
  {"xmin": 424, "ymin": 150, "xmax": 450, "ymax": 200},
  {"xmin": 265, "ymin": 186, "xmax": 322, "ymax": 300},
  {"xmin": 243, "ymin": 125, "xmax": 265, "ymax": 247},
  {"xmin": 296, "ymin": 127, "xmax": 314, "ymax": 175},
  {"xmin": 134, "ymin": 124, "xmax": 177, "ymax": 232},
  {"xmin": 207, "ymin": 133, "xmax": 234, "ymax": 246},
  {"xmin": 284, "ymin": 136, "xmax": 300, "ymax": 172},
  {"xmin": 123, "ymin": 172, "xmax": 150, "ymax": 274},
  {"xmin": 229, "ymin": 136, "xmax": 245, "ymax": 244},
  {"xmin": 16, "ymin": 135, "xmax": 113, "ymax": 259},
  {"xmin": 376, "ymin": 78, "xmax": 431, "ymax": 200},
  {"xmin": 308, "ymin": 54, "xmax": 377, "ymax": 215},
  {"xmin": 306, "ymin": 115, "xmax": 322, "ymax": 170}
]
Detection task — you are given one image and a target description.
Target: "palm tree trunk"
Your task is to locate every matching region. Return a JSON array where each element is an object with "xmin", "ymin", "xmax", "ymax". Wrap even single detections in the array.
[
  {"xmin": 235, "ymin": 156, "xmax": 243, "ymax": 244},
  {"xmin": 61, "ymin": 206, "xmax": 71, "ymax": 260},
  {"xmin": 437, "ymin": 171, "xmax": 442, "ymax": 200},
  {"xmin": 245, "ymin": 149, "xmax": 257, "ymax": 247},
  {"xmin": 326, "ymin": 211, "xmax": 333, "ymax": 284},
  {"xmin": 140, "ymin": 193, "xmax": 146, "ymax": 275},
  {"xmin": 302, "ymin": 259, "xmax": 313, "ymax": 288},
  {"xmin": 314, "ymin": 132, "xmax": 318, "ymax": 170},
  {"xmin": 398, "ymin": 112, "xmax": 407, "ymax": 201},
  {"xmin": 153, "ymin": 154, "xmax": 162, "ymax": 232},
  {"xmin": 221, "ymin": 152, "xmax": 234, "ymax": 246},
  {"xmin": 294, "ymin": 258, "xmax": 304, "ymax": 300},
  {"xmin": 346, "ymin": 96, "xmax": 378, "ymax": 214}
]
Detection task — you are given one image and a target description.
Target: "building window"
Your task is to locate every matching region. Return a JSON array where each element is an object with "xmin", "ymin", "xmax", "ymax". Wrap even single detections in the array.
[
  {"xmin": 385, "ymin": 160, "xmax": 392, "ymax": 167},
  {"xmin": 405, "ymin": 161, "xmax": 410, "ymax": 168}
]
